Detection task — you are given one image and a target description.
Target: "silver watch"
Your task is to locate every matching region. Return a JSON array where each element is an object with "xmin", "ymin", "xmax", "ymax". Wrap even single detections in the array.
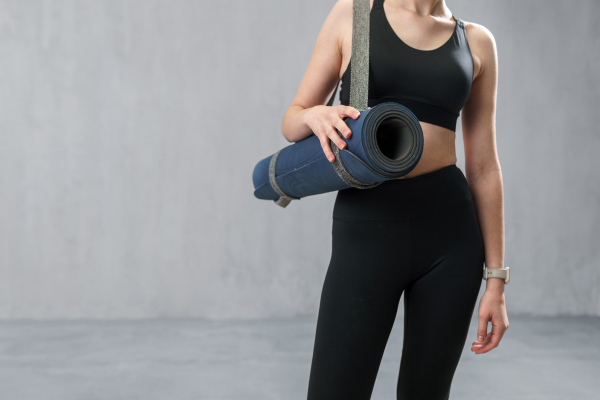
[{"xmin": 483, "ymin": 266, "xmax": 510, "ymax": 284}]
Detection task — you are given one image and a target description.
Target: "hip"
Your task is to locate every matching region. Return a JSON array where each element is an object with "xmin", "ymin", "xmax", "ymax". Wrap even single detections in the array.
[{"xmin": 332, "ymin": 164, "xmax": 475, "ymax": 221}]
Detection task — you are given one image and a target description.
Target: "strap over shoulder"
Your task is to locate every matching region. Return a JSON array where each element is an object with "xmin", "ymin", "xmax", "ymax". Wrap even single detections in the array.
[
  {"xmin": 268, "ymin": 0, "xmax": 380, "ymax": 208},
  {"xmin": 348, "ymin": 0, "xmax": 370, "ymax": 112}
]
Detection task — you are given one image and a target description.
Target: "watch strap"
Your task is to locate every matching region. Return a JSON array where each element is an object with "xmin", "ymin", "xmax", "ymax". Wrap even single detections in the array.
[{"xmin": 483, "ymin": 267, "xmax": 510, "ymax": 284}]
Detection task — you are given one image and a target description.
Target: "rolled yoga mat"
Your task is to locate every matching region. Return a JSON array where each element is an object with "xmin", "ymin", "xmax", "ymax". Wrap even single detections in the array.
[{"xmin": 252, "ymin": 101, "xmax": 424, "ymax": 207}]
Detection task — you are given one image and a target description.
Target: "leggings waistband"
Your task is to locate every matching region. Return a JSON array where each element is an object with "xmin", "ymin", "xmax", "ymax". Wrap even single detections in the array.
[{"xmin": 333, "ymin": 164, "xmax": 474, "ymax": 221}]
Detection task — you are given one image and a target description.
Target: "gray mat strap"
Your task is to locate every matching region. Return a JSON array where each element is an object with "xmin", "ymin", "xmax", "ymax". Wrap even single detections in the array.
[
  {"xmin": 330, "ymin": 141, "xmax": 381, "ymax": 189},
  {"xmin": 269, "ymin": 149, "xmax": 299, "ymax": 208},
  {"xmin": 349, "ymin": 0, "xmax": 370, "ymax": 112},
  {"xmin": 331, "ymin": 0, "xmax": 381, "ymax": 190}
]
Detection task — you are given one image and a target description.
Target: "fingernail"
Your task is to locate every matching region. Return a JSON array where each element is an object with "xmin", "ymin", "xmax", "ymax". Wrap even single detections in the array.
[{"xmin": 328, "ymin": 155, "xmax": 334, "ymax": 162}]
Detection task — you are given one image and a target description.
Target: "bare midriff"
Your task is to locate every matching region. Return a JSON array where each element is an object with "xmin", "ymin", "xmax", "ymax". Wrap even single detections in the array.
[{"xmin": 393, "ymin": 122, "xmax": 457, "ymax": 179}]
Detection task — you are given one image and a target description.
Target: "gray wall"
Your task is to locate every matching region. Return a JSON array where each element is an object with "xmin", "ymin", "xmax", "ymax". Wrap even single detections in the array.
[{"xmin": 0, "ymin": 0, "xmax": 598, "ymax": 320}]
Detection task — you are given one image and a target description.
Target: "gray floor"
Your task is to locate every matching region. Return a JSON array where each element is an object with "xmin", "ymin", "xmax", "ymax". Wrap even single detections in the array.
[{"xmin": 0, "ymin": 315, "xmax": 598, "ymax": 400}]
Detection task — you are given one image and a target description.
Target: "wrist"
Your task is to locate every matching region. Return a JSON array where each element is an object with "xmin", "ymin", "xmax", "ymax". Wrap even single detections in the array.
[
  {"xmin": 483, "ymin": 264, "xmax": 509, "ymax": 285},
  {"xmin": 485, "ymin": 278, "xmax": 506, "ymax": 293},
  {"xmin": 301, "ymin": 104, "xmax": 322, "ymax": 124}
]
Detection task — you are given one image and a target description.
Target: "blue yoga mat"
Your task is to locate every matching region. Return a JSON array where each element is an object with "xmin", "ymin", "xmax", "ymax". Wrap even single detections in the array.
[{"xmin": 252, "ymin": 102, "xmax": 424, "ymax": 206}]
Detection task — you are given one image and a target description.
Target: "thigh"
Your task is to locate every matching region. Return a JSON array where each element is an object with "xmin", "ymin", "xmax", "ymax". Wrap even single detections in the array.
[
  {"xmin": 397, "ymin": 201, "xmax": 485, "ymax": 399},
  {"xmin": 307, "ymin": 218, "xmax": 411, "ymax": 400}
]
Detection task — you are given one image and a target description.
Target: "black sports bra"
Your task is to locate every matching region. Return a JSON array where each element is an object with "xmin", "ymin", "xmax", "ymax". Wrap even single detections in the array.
[{"xmin": 339, "ymin": 0, "xmax": 474, "ymax": 132}]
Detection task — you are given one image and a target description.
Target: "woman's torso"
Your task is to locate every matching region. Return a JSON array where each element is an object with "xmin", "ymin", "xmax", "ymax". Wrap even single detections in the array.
[{"xmin": 338, "ymin": 0, "xmax": 479, "ymax": 179}]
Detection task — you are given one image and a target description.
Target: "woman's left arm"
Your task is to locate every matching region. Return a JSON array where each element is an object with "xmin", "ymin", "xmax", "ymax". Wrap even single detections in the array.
[{"xmin": 461, "ymin": 23, "xmax": 509, "ymax": 355}]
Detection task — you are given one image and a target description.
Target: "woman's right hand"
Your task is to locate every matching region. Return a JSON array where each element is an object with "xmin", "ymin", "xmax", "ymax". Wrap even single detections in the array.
[{"xmin": 302, "ymin": 105, "xmax": 362, "ymax": 162}]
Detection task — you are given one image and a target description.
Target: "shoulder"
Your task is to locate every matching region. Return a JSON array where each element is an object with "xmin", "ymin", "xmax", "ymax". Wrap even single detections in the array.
[
  {"xmin": 463, "ymin": 21, "xmax": 497, "ymax": 52},
  {"xmin": 323, "ymin": 0, "xmax": 354, "ymax": 38},
  {"xmin": 333, "ymin": 0, "xmax": 376, "ymax": 16},
  {"xmin": 330, "ymin": 0, "xmax": 353, "ymax": 18},
  {"xmin": 328, "ymin": 0, "xmax": 376, "ymax": 56},
  {"xmin": 461, "ymin": 20, "xmax": 498, "ymax": 81},
  {"xmin": 315, "ymin": 0, "xmax": 355, "ymax": 57}
]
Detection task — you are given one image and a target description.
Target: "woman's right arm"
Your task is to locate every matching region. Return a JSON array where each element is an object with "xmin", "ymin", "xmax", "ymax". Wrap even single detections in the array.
[{"xmin": 281, "ymin": 0, "xmax": 362, "ymax": 163}]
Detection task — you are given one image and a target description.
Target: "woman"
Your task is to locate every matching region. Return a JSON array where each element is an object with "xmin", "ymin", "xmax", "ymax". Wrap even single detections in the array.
[{"xmin": 281, "ymin": 0, "xmax": 509, "ymax": 398}]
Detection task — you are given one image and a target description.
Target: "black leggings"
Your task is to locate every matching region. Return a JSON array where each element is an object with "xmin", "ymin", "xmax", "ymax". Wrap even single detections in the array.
[{"xmin": 307, "ymin": 164, "xmax": 485, "ymax": 400}]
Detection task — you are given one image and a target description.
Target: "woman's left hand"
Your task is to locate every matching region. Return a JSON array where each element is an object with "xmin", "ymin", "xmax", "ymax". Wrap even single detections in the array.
[{"xmin": 471, "ymin": 288, "xmax": 509, "ymax": 354}]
